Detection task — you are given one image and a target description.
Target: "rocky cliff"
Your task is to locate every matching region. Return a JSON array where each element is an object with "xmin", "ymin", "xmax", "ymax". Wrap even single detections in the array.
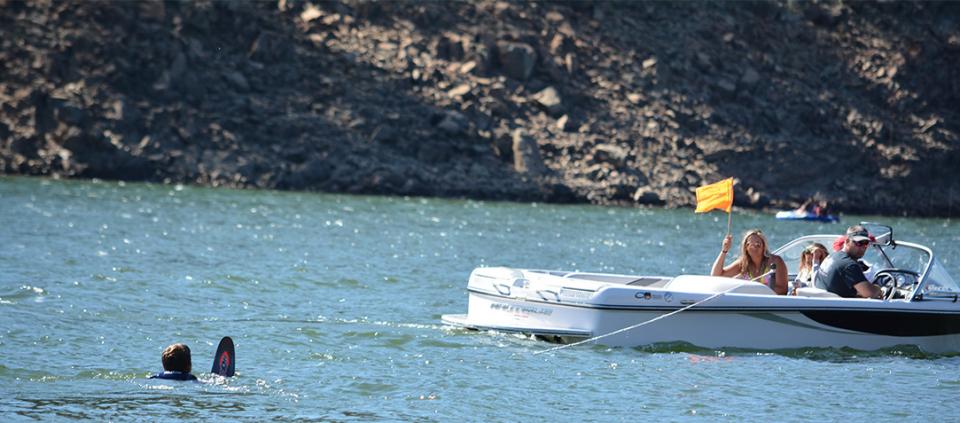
[{"xmin": 2, "ymin": 1, "xmax": 958, "ymax": 216}]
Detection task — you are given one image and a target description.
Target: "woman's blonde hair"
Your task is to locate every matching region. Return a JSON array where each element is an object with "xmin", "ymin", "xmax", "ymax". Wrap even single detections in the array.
[{"xmin": 738, "ymin": 229, "xmax": 771, "ymax": 278}]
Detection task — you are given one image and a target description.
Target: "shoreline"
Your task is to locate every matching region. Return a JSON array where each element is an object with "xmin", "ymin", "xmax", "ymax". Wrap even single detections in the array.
[
  {"xmin": 2, "ymin": 1, "xmax": 957, "ymax": 217},
  {"xmin": 9, "ymin": 173, "xmax": 952, "ymax": 222}
]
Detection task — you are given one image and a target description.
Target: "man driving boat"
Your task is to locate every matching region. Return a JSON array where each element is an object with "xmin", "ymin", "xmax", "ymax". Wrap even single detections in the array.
[{"xmin": 817, "ymin": 225, "xmax": 883, "ymax": 299}]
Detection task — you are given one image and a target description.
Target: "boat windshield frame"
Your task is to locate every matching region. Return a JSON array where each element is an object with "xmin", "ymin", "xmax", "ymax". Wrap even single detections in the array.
[{"xmin": 773, "ymin": 235, "xmax": 953, "ymax": 302}]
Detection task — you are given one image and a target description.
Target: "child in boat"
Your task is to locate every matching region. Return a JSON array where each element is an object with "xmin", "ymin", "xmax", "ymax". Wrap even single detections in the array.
[
  {"xmin": 150, "ymin": 343, "xmax": 198, "ymax": 381},
  {"xmin": 793, "ymin": 242, "xmax": 828, "ymax": 293}
]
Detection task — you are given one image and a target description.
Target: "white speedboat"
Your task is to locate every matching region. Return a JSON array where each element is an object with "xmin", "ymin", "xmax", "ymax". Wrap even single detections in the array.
[{"xmin": 442, "ymin": 224, "xmax": 960, "ymax": 353}]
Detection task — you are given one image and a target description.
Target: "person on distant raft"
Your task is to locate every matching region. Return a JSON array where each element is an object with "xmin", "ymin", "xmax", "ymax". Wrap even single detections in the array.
[
  {"xmin": 795, "ymin": 198, "xmax": 829, "ymax": 217},
  {"xmin": 817, "ymin": 225, "xmax": 883, "ymax": 299},
  {"xmin": 712, "ymin": 229, "xmax": 788, "ymax": 295},
  {"xmin": 150, "ymin": 343, "xmax": 198, "ymax": 381},
  {"xmin": 813, "ymin": 200, "xmax": 830, "ymax": 217},
  {"xmin": 795, "ymin": 199, "xmax": 817, "ymax": 215}
]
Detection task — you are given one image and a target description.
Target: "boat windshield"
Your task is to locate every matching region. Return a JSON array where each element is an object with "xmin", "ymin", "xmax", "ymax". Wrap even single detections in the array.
[
  {"xmin": 918, "ymin": 258, "xmax": 960, "ymax": 297},
  {"xmin": 775, "ymin": 235, "xmax": 960, "ymax": 299},
  {"xmin": 861, "ymin": 243, "xmax": 929, "ymax": 275}
]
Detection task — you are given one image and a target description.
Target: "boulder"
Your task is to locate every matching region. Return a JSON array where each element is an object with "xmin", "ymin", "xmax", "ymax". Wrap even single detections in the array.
[
  {"xmin": 300, "ymin": 3, "xmax": 323, "ymax": 22},
  {"xmin": 139, "ymin": 0, "xmax": 165, "ymax": 21},
  {"xmin": 249, "ymin": 31, "xmax": 294, "ymax": 63},
  {"xmin": 491, "ymin": 127, "xmax": 514, "ymax": 162},
  {"xmin": 741, "ymin": 66, "xmax": 760, "ymax": 86},
  {"xmin": 948, "ymin": 34, "xmax": 960, "ymax": 50},
  {"xmin": 223, "ymin": 70, "xmax": 250, "ymax": 91},
  {"xmin": 593, "ymin": 144, "xmax": 629, "ymax": 167},
  {"xmin": 559, "ymin": 52, "xmax": 575, "ymax": 74},
  {"xmin": 434, "ymin": 33, "xmax": 466, "ymax": 61},
  {"xmin": 548, "ymin": 33, "xmax": 574, "ymax": 56},
  {"xmin": 556, "ymin": 114, "xmax": 579, "ymax": 132},
  {"xmin": 435, "ymin": 110, "xmax": 469, "ymax": 135},
  {"xmin": 633, "ymin": 188, "xmax": 664, "ymax": 205},
  {"xmin": 497, "ymin": 41, "xmax": 536, "ymax": 80},
  {"xmin": 512, "ymin": 129, "xmax": 545, "ymax": 175},
  {"xmin": 532, "ymin": 86, "xmax": 563, "ymax": 116},
  {"xmin": 447, "ymin": 83, "xmax": 471, "ymax": 98},
  {"xmin": 715, "ymin": 78, "xmax": 737, "ymax": 93},
  {"xmin": 54, "ymin": 102, "xmax": 89, "ymax": 127}
]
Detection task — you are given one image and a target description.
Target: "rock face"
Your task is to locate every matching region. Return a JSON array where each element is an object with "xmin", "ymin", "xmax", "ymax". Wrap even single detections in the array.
[
  {"xmin": 512, "ymin": 129, "xmax": 545, "ymax": 176},
  {"xmin": 1, "ymin": 1, "xmax": 958, "ymax": 216}
]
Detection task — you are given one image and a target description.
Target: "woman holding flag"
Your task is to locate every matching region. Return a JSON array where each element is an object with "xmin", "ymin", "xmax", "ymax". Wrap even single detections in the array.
[
  {"xmin": 711, "ymin": 230, "xmax": 788, "ymax": 295},
  {"xmin": 695, "ymin": 178, "xmax": 788, "ymax": 295}
]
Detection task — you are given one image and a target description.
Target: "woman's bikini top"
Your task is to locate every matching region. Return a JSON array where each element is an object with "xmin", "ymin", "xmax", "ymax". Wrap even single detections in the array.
[{"xmin": 736, "ymin": 258, "xmax": 772, "ymax": 286}]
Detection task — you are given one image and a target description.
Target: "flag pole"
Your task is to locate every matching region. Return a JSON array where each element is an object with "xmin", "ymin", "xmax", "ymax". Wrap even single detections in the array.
[{"xmin": 726, "ymin": 179, "xmax": 735, "ymax": 237}]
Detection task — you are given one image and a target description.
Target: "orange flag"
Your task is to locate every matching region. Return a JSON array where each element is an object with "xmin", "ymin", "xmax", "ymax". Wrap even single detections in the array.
[{"xmin": 695, "ymin": 178, "xmax": 734, "ymax": 213}]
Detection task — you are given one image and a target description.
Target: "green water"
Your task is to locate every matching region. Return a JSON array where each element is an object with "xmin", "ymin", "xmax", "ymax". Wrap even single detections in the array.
[{"xmin": 1, "ymin": 176, "xmax": 959, "ymax": 421}]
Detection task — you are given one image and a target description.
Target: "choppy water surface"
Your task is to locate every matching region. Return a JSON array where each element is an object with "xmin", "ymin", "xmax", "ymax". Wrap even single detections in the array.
[{"xmin": 2, "ymin": 176, "xmax": 959, "ymax": 421}]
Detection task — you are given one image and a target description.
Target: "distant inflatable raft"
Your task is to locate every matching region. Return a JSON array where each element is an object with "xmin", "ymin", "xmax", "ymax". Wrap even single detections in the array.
[{"xmin": 775, "ymin": 210, "xmax": 839, "ymax": 223}]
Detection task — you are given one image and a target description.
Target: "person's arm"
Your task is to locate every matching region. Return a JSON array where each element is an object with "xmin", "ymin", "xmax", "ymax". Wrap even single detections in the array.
[
  {"xmin": 711, "ymin": 235, "xmax": 738, "ymax": 277},
  {"xmin": 854, "ymin": 281, "xmax": 883, "ymax": 299},
  {"xmin": 772, "ymin": 255, "xmax": 788, "ymax": 295},
  {"xmin": 842, "ymin": 261, "xmax": 881, "ymax": 299}
]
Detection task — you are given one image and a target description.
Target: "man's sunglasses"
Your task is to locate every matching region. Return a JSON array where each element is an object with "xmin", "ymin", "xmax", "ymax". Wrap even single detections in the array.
[{"xmin": 852, "ymin": 240, "xmax": 870, "ymax": 247}]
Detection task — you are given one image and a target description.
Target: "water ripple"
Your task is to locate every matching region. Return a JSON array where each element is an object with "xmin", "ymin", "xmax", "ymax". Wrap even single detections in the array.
[
  {"xmin": 0, "ymin": 285, "xmax": 47, "ymax": 304},
  {"xmin": 4, "ymin": 177, "xmax": 960, "ymax": 421}
]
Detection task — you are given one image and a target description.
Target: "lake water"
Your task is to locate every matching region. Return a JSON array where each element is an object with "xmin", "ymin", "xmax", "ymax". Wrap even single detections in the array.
[{"xmin": 2, "ymin": 176, "xmax": 959, "ymax": 421}]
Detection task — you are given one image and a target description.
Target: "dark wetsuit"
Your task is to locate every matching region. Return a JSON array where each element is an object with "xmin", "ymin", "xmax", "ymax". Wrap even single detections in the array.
[{"xmin": 150, "ymin": 371, "xmax": 198, "ymax": 381}]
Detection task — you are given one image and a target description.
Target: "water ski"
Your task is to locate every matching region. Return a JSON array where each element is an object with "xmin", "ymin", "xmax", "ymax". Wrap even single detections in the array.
[{"xmin": 211, "ymin": 336, "xmax": 235, "ymax": 377}]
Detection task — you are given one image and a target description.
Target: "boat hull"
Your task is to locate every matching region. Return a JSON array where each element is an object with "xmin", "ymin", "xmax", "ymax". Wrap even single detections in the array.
[{"xmin": 443, "ymin": 268, "xmax": 960, "ymax": 353}]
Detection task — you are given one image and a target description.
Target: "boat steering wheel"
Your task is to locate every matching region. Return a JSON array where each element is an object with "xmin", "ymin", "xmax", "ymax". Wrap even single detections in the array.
[{"xmin": 872, "ymin": 269, "xmax": 920, "ymax": 300}]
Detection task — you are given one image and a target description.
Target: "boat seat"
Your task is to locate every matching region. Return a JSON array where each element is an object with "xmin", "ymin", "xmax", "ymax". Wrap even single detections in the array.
[
  {"xmin": 664, "ymin": 275, "xmax": 776, "ymax": 295},
  {"xmin": 795, "ymin": 287, "xmax": 841, "ymax": 298}
]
